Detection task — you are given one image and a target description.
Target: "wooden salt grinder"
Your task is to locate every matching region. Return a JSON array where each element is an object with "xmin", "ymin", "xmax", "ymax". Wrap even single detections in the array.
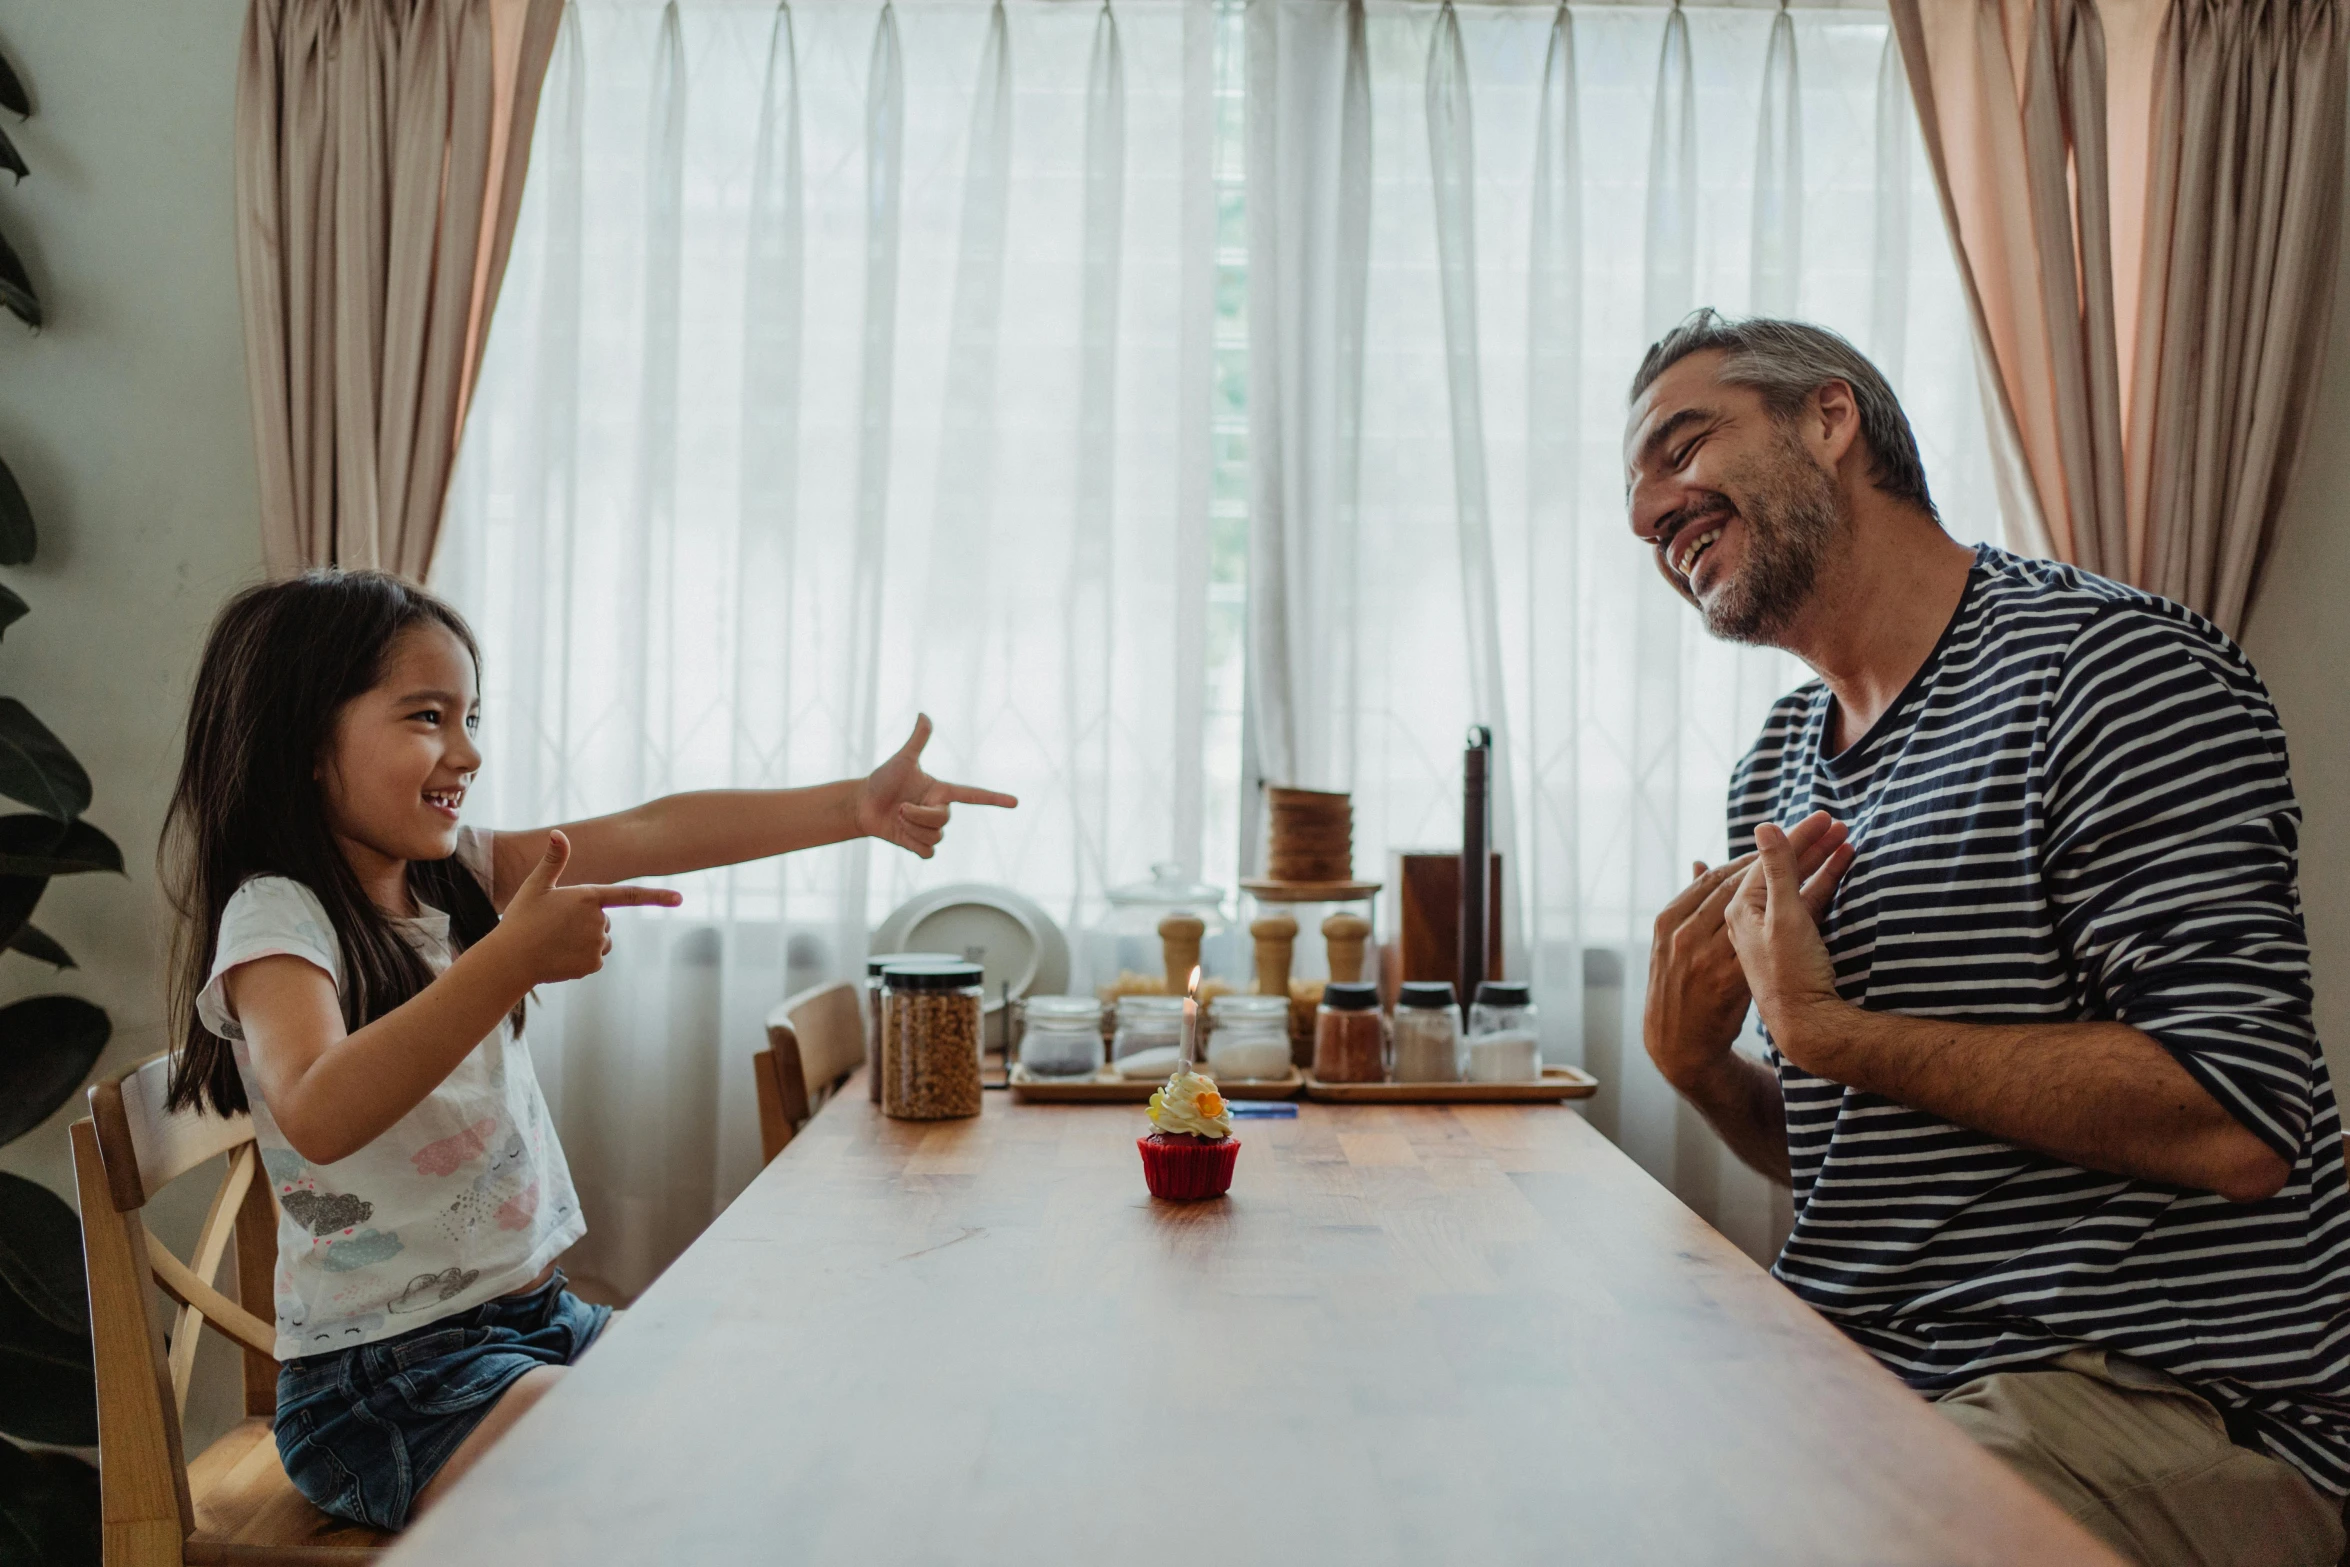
[
  {"xmin": 1322, "ymin": 913, "xmax": 1372, "ymax": 984},
  {"xmin": 1159, "ymin": 913, "xmax": 1206, "ymax": 996},
  {"xmin": 1250, "ymin": 915, "xmax": 1298, "ymax": 997}
]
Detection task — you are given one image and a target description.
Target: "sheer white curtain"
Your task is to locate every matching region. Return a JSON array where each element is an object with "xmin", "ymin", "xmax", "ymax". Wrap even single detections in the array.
[
  {"xmin": 440, "ymin": 0, "xmax": 1222, "ymax": 1295},
  {"xmin": 1243, "ymin": 0, "xmax": 1995, "ymax": 1263},
  {"xmin": 443, "ymin": 0, "xmax": 1998, "ymax": 1291}
]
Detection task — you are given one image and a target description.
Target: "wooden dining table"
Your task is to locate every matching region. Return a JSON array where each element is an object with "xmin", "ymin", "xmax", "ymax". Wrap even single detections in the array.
[{"xmin": 390, "ymin": 1080, "xmax": 2119, "ymax": 1565}]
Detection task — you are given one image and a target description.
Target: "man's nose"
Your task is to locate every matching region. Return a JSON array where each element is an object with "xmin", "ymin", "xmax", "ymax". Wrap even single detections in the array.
[{"xmin": 1628, "ymin": 473, "xmax": 1675, "ymax": 544}]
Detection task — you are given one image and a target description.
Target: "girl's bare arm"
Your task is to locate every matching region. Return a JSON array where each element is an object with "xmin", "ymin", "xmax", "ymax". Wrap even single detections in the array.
[
  {"xmin": 230, "ymin": 835, "xmax": 676, "ymax": 1164},
  {"xmin": 483, "ymin": 716, "xmax": 1016, "ymax": 908}
]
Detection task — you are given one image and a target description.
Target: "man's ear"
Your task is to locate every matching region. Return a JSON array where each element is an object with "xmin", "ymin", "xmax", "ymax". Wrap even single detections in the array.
[{"xmin": 1808, "ymin": 377, "xmax": 1863, "ymax": 472}]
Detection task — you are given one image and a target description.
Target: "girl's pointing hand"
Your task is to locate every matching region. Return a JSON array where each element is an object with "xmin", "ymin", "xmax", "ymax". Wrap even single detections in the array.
[
  {"xmin": 492, "ymin": 830, "xmax": 683, "ymax": 984},
  {"xmin": 860, "ymin": 714, "xmax": 1019, "ymax": 859}
]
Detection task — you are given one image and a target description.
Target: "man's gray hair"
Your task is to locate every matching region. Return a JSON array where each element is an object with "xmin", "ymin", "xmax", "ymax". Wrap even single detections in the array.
[{"xmin": 1630, "ymin": 310, "xmax": 1937, "ymax": 521}]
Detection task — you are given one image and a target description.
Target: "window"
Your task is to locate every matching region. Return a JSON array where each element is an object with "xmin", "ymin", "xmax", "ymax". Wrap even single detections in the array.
[{"xmin": 440, "ymin": 0, "xmax": 1995, "ymax": 1284}]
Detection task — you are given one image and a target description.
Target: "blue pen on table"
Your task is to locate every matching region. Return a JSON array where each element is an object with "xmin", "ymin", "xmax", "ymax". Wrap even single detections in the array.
[{"xmin": 1229, "ymin": 1103, "xmax": 1298, "ymax": 1119}]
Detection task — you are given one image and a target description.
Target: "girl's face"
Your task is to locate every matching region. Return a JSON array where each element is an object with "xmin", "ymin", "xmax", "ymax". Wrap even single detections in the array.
[{"xmin": 319, "ymin": 623, "xmax": 482, "ymax": 872}]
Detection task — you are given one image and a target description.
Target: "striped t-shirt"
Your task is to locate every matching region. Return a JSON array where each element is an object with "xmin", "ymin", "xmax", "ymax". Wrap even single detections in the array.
[{"xmin": 1730, "ymin": 544, "xmax": 2350, "ymax": 1493}]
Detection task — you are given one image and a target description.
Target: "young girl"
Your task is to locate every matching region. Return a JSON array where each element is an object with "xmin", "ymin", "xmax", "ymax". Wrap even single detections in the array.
[{"xmin": 162, "ymin": 571, "xmax": 1013, "ymax": 1531}]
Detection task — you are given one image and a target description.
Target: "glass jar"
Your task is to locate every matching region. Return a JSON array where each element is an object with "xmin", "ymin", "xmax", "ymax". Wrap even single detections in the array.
[
  {"xmin": 1391, "ymin": 980, "xmax": 1462, "ymax": 1083},
  {"xmin": 1467, "ymin": 980, "xmax": 1541, "ymax": 1083},
  {"xmin": 866, "ymin": 950, "xmax": 958, "ymax": 1102},
  {"xmin": 1018, "ymin": 995, "xmax": 1106, "ymax": 1080},
  {"xmin": 1112, "ymin": 994, "xmax": 1187, "ymax": 1064},
  {"xmin": 1088, "ymin": 863, "xmax": 1234, "ymax": 996},
  {"xmin": 881, "ymin": 962, "xmax": 985, "ymax": 1120},
  {"xmin": 1312, "ymin": 981, "xmax": 1387, "ymax": 1083},
  {"xmin": 1205, "ymin": 993, "xmax": 1292, "ymax": 1082}
]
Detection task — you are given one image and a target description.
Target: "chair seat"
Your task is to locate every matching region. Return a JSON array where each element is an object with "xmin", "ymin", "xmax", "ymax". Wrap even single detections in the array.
[{"xmin": 184, "ymin": 1417, "xmax": 393, "ymax": 1563}]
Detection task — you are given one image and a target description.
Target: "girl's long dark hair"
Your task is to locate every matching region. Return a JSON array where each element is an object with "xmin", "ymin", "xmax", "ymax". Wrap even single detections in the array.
[{"xmin": 164, "ymin": 571, "xmax": 517, "ymax": 1118}]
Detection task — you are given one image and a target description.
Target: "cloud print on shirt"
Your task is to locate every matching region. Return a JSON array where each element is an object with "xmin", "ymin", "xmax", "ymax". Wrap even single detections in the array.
[{"xmin": 411, "ymin": 1117, "xmax": 499, "ymax": 1178}]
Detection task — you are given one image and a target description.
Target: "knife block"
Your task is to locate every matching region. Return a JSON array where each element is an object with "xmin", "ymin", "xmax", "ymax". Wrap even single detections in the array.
[{"xmin": 1392, "ymin": 851, "xmax": 1503, "ymax": 997}]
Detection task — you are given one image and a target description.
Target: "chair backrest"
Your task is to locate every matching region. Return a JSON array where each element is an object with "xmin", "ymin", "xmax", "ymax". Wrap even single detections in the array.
[
  {"xmin": 73, "ymin": 1051, "xmax": 281, "ymax": 1556},
  {"xmin": 753, "ymin": 980, "xmax": 865, "ymax": 1164}
]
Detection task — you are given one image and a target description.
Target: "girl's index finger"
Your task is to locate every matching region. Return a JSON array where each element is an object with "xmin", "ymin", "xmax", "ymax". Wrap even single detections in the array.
[
  {"xmin": 941, "ymin": 782, "xmax": 1018, "ymax": 809},
  {"xmin": 581, "ymin": 885, "xmax": 685, "ymax": 908}
]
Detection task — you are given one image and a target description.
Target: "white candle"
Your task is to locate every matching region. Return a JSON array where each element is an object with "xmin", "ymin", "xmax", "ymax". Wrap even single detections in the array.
[{"xmin": 1179, "ymin": 965, "xmax": 1203, "ymax": 1074}]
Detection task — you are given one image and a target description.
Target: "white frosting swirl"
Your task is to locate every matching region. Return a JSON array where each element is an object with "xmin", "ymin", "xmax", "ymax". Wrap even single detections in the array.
[{"xmin": 1146, "ymin": 1067, "xmax": 1233, "ymax": 1139}]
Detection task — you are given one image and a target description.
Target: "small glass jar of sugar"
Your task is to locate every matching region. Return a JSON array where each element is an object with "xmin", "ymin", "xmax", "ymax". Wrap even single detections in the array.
[
  {"xmin": 1205, "ymin": 993, "xmax": 1292, "ymax": 1081},
  {"xmin": 1466, "ymin": 980, "xmax": 1541, "ymax": 1083}
]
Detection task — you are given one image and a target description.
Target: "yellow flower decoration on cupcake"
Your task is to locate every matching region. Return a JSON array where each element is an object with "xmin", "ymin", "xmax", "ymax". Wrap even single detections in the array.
[{"xmin": 1147, "ymin": 1068, "xmax": 1234, "ymax": 1139}]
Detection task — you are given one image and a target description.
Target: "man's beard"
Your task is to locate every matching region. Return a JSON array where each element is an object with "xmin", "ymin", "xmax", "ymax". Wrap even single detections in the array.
[{"xmin": 1698, "ymin": 430, "xmax": 1842, "ymax": 646}]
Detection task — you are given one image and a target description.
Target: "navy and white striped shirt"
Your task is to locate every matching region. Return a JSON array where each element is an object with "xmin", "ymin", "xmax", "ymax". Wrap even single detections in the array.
[{"xmin": 1731, "ymin": 545, "xmax": 2350, "ymax": 1493}]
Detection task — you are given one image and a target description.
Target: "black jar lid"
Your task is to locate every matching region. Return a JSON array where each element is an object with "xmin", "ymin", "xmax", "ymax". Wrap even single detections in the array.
[
  {"xmin": 880, "ymin": 961, "xmax": 984, "ymax": 991},
  {"xmin": 1398, "ymin": 981, "xmax": 1457, "ymax": 1009},
  {"xmin": 868, "ymin": 950, "xmax": 959, "ymax": 977},
  {"xmin": 1474, "ymin": 980, "xmax": 1531, "ymax": 1007},
  {"xmin": 1321, "ymin": 981, "xmax": 1380, "ymax": 1011}
]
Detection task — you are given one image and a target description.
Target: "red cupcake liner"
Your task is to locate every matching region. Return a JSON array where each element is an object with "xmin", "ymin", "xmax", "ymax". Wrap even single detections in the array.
[{"xmin": 1137, "ymin": 1132, "xmax": 1241, "ymax": 1200}]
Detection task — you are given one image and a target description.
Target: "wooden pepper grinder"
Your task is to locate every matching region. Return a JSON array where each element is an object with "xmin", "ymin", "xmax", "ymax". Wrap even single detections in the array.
[
  {"xmin": 1322, "ymin": 912, "xmax": 1372, "ymax": 985},
  {"xmin": 1250, "ymin": 914, "xmax": 1298, "ymax": 997},
  {"xmin": 1159, "ymin": 913, "xmax": 1206, "ymax": 997}
]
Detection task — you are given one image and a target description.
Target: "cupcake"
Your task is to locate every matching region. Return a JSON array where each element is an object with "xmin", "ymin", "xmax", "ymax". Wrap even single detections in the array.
[{"xmin": 1137, "ymin": 1068, "xmax": 1240, "ymax": 1200}]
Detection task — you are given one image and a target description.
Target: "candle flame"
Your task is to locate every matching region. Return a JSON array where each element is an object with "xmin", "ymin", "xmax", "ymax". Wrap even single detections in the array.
[{"xmin": 1186, "ymin": 964, "xmax": 1203, "ymax": 1000}]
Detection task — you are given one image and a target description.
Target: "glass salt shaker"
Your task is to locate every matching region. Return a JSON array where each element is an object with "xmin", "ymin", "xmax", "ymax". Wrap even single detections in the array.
[
  {"xmin": 1391, "ymin": 980, "xmax": 1462, "ymax": 1083},
  {"xmin": 1467, "ymin": 979, "xmax": 1541, "ymax": 1083}
]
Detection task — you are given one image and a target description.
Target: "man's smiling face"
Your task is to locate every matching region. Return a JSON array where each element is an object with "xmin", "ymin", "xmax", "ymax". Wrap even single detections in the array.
[{"xmin": 1624, "ymin": 349, "xmax": 1844, "ymax": 647}]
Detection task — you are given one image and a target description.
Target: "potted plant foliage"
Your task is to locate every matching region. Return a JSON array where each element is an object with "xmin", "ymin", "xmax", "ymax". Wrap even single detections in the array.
[{"xmin": 0, "ymin": 34, "xmax": 119, "ymax": 1567}]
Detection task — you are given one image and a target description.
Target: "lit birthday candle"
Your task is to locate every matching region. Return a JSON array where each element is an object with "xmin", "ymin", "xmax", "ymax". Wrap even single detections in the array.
[{"xmin": 1180, "ymin": 964, "xmax": 1203, "ymax": 1075}]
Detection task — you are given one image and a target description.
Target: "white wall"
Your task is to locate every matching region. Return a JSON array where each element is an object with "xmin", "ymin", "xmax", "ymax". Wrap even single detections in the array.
[{"xmin": 0, "ymin": 0, "xmax": 265, "ymax": 1449}]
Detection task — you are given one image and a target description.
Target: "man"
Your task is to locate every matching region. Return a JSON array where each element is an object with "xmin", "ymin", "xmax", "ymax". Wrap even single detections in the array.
[{"xmin": 1627, "ymin": 311, "xmax": 2350, "ymax": 1567}]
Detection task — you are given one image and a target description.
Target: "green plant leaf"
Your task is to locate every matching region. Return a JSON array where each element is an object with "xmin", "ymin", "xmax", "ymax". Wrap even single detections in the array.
[
  {"xmin": 6, "ymin": 926, "xmax": 68, "ymax": 969},
  {"xmin": 0, "ymin": 706, "xmax": 86, "ymax": 822},
  {"xmin": 0, "ymin": 50, "xmax": 26, "ymax": 118},
  {"xmin": 0, "ymin": 997, "xmax": 107, "ymax": 1148},
  {"xmin": 0, "ymin": 1277, "xmax": 95, "ymax": 1447},
  {"xmin": 0, "ymin": 819, "xmax": 118, "ymax": 879},
  {"xmin": 0, "ymin": 454, "xmax": 34, "ymax": 567},
  {"xmin": 0, "ymin": 123, "xmax": 23, "ymax": 184},
  {"xmin": 0, "ymin": 1174, "xmax": 85, "ymax": 1340},
  {"xmin": 0, "ymin": 1439, "xmax": 100, "ymax": 1567},
  {"xmin": 0, "ymin": 876, "xmax": 45, "ymax": 952},
  {"xmin": 0, "ymin": 224, "xmax": 37, "ymax": 331}
]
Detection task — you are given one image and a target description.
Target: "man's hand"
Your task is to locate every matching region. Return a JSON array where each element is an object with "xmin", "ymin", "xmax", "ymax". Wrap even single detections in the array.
[
  {"xmin": 1722, "ymin": 819, "xmax": 1851, "ymax": 1057},
  {"xmin": 859, "ymin": 714, "xmax": 1019, "ymax": 859},
  {"xmin": 1645, "ymin": 810, "xmax": 1853, "ymax": 1092}
]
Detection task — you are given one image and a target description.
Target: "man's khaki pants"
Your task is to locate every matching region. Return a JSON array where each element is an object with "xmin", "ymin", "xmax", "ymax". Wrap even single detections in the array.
[{"xmin": 1933, "ymin": 1349, "xmax": 2345, "ymax": 1567}]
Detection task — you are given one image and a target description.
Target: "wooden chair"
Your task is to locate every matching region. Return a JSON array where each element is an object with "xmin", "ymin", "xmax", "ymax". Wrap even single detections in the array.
[
  {"xmin": 752, "ymin": 980, "xmax": 865, "ymax": 1163},
  {"xmin": 71, "ymin": 1052, "xmax": 392, "ymax": 1565}
]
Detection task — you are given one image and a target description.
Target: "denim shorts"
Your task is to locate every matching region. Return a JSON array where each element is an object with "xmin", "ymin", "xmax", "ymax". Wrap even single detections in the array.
[{"xmin": 275, "ymin": 1268, "xmax": 612, "ymax": 1530}]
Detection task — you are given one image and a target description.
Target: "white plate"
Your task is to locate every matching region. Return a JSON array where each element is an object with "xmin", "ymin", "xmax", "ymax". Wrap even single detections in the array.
[{"xmin": 872, "ymin": 882, "xmax": 1069, "ymax": 1007}]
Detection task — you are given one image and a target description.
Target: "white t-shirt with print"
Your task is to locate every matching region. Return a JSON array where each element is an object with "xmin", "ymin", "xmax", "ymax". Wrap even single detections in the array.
[{"xmin": 195, "ymin": 827, "xmax": 585, "ymax": 1361}]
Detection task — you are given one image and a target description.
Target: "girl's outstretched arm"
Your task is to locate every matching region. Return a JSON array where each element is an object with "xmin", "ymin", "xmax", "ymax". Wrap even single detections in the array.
[
  {"xmin": 483, "ymin": 715, "xmax": 1016, "ymax": 909},
  {"xmin": 231, "ymin": 834, "xmax": 679, "ymax": 1165}
]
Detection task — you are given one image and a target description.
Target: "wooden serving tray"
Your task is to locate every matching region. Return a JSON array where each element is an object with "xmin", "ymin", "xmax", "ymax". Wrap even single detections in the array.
[
  {"xmin": 1301, "ymin": 1066, "xmax": 1598, "ymax": 1104},
  {"xmin": 1007, "ymin": 1065, "xmax": 1303, "ymax": 1103}
]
